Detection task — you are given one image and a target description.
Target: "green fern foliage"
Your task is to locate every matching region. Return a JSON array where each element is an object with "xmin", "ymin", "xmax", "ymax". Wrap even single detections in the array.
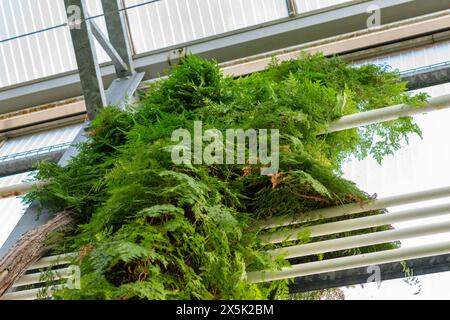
[{"xmin": 26, "ymin": 53, "xmax": 426, "ymax": 300}]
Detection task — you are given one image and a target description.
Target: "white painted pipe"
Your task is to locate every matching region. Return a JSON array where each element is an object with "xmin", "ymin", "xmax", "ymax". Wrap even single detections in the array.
[
  {"xmin": 27, "ymin": 253, "xmax": 77, "ymax": 271},
  {"xmin": 0, "ymin": 287, "xmax": 43, "ymax": 301},
  {"xmin": 268, "ymin": 219, "xmax": 450, "ymax": 259},
  {"xmin": 260, "ymin": 202, "xmax": 450, "ymax": 244},
  {"xmin": 247, "ymin": 239, "xmax": 450, "ymax": 283},
  {"xmin": 255, "ymin": 185, "xmax": 450, "ymax": 230},
  {"xmin": 0, "ymin": 181, "xmax": 47, "ymax": 198},
  {"xmin": 13, "ymin": 268, "xmax": 71, "ymax": 288},
  {"xmin": 325, "ymin": 94, "xmax": 450, "ymax": 133},
  {"xmin": 0, "ymin": 285, "xmax": 64, "ymax": 301}
]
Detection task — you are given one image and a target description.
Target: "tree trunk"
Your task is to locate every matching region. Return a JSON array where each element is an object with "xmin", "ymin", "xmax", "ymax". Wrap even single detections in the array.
[{"xmin": 0, "ymin": 211, "xmax": 74, "ymax": 297}]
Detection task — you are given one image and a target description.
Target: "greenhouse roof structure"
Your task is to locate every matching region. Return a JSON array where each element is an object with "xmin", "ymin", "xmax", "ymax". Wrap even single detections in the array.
[{"xmin": 0, "ymin": 0, "xmax": 450, "ymax": 300}]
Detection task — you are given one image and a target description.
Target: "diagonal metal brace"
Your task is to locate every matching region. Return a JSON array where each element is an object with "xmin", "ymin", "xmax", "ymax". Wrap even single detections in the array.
[
  {"xmin": 89, "ymin": 20, "xmax": 129, "ymax": 76},
  {"xmin": 64, "ymin": 0, "xmax": 145, "ymax": 119},
  {"xmin": 101, "ymin": 0, "xmax": 135, "ymax": 78},
  {"xmin": 0, "ymin": 0, "xmax": 147, "ymax": 259}
]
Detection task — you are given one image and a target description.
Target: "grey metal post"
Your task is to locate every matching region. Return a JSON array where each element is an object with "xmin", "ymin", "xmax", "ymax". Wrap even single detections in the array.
[
  {"xmin": 101, "ymin": 0, "xmax": 135, "ymax": 78},
  {"xmin": 0, "ymin": 0, "xmax": 144, "ymax": 261},
  {"xmin": 286, "ymin": 0, "xmax": 298, "ymax": 17},
  {"xmin": 403, "ymin": 62, "xmax": 450, "ymax": 91},
  {"xmin": 64, "ymin": 0, "xmax": 107, "ymax": 120}
]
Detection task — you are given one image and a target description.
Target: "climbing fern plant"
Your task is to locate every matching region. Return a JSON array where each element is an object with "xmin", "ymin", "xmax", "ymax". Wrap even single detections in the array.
[{"xmin": 26, "ymin": 53, "xmax": 427, "ymax": 300}]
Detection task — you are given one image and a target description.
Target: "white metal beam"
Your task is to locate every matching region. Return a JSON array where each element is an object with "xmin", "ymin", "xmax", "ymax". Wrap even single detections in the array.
[
  {"xmin": 325, "ymin": 94, "xmax": 450, "ymax": 133},
  {"xmin": 0, "ymin": 285, "xmax": 65, "ymax": 300},
  {"xmin": 12, "ymin": 268, "xmax": 71, "ymax": 288},
  {"xmin": 248, "ymin": 239, "xmax": 450, "ymax": 283},
  {"xmin": 1, "ymin": 253, "xmax": 76, "ymax": 300},
  {"xmin": 268, "ymin": 220, "xmax": 450, "ymax": 259},
  {"xmin": 261, "ymin": 202, "xmax": 450, "ymax": 244},
  {"xmin": 27, "ymin": 253, "xmax": 77, "ymax": 271},
  {"xmin": 0, "ymin": 181, "xmax": 47, "ymax": 198},
  {"xmin": 255, "ymin": 185, "xmax": 450, "ymax": 230}
]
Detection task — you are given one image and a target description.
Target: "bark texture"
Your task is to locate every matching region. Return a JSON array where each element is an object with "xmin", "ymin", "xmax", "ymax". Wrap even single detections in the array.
[{"xmin": 0, "ymin": 211, "xmax": 74, "ymax": 297}]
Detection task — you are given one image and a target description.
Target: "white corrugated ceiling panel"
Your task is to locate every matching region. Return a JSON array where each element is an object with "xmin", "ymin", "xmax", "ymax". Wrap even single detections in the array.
[
  {"xmin": 356, "ymin": 40, "xmax": 450, "ymax": 72},
  {"xmin": 0, "ymin": 123, "xmax": 82, "ymax": 157},
  {"xmin": 0, "ymin": 0, "xmax": 112, "ymax": 88},
  {"xmin": 0, "ymin": 0, "xmax": 291, "ymax": 87},
  {"xmin": 124, "ymin": 0, "xmax": 288, "ymax": 54}
]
